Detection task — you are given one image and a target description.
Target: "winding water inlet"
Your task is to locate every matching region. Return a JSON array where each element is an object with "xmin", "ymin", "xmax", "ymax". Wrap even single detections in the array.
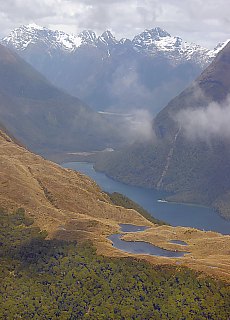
[{"xmin": 62, "ymin": 162, "xmax": 230, "ymax": 235}]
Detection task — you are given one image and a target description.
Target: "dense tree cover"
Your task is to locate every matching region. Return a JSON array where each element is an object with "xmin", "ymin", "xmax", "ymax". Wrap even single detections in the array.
[
  {"xmin": 0, "ymin": 208, "xmax": 229, "ymax": 319},
  {"xmin": 107, "ymin": 192, "xmax": 167, "ymax": 225}
]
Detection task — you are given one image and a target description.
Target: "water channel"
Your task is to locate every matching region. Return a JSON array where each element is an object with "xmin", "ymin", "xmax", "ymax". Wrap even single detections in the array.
[{"xmin": 63, "ymin": 162, "xmax": 230, "ymax": 235}]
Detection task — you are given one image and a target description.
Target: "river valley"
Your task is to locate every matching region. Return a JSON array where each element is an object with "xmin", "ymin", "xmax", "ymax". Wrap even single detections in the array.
[{"xmin": 63, "ymin": 162, "xmax": 230, "ymax": 235}]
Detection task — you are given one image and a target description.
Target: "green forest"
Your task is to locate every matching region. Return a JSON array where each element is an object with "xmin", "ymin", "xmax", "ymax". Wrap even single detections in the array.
[{"xmin": 0, "ymin": 208, "xmax": 229, "ymax": 319}]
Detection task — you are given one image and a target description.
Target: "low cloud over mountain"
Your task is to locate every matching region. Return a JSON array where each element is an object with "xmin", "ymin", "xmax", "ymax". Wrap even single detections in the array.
[{"xmin": 177, "ymin": 95, "xmax": 230, "ymax": 142}]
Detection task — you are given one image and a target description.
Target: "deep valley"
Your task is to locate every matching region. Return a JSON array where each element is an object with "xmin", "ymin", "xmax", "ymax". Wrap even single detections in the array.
[{"xmin": 0, "ymin": 13, "xmax": 230, "ymax": 319}]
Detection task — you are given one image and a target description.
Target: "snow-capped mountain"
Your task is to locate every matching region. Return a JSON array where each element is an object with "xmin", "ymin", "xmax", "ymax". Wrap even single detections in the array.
[
  {"xmin": 210, "ymin": 39, "xmax": 230, "ymax": 57},
  {"xmin": 132, "ymin": 28, "xmax": 228, "ymax": 67},
  {"xmin": 2, "ymin": 24, "xmax": 118, "ymax": 53},
  {"xmin": 3, "ymin": 24, "xmax": 228, "ymax": 67},
  {"xmin": 2, "ymin": 23, "xmax": 83, "ymax": 52},
  {"xmin": 98, "ymin": 31, "xmax": 118, "ymax": 46},
  {"xmin": 2, "ymin": 24, "xmax": 228, "ymax": 114},
  {"xmin": 3, "ymin": 24, "xmax": 223, "ymax": 65}
]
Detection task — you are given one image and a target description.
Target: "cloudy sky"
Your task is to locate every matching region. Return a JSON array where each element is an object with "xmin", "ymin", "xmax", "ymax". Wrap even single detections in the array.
[{"xmin": 0, "ymin": 0, "xmax": 229, "ymax": 48}]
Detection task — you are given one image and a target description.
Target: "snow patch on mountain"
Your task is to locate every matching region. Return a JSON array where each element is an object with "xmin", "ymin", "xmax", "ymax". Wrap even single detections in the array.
[
  {"xmin": 78, "ymin": 30, "xmax": 97, "ymax": 45},
  {"xmin": 208, "ymin": 39, "xmax": 230, "ymax": 58},
  {"xmin": 55, "ymin": 32, "xmax": 82, "ymax": 50}
]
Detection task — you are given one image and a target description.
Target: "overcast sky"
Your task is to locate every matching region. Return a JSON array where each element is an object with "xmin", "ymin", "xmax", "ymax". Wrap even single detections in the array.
[{"xmin": 0, "ymin": 0, "xmax": 229, "ymax": 48}]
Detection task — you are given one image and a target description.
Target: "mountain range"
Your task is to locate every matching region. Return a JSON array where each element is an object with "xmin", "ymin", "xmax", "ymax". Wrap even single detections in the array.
[
  {"xmin": 0, "ymin": 23, "xmax": 230, "ymax": 288},
  {"xmin": 2, "ymin": 24, "xmax": 227, "ymax": 114},
  {"xmin": 95, "ymin": 41, "xmax": 230, "ymax": 220},
  {"xmin": 2, "ymin": 24, "xmax": 230, "ymax": 222},
  {"xmin": 0, "ymin": 43, "xmax": 124, "ymax": 155}
]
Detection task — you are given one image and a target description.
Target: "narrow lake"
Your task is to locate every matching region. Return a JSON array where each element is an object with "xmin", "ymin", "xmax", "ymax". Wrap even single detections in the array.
[
  {"xmin": 108, "ymin": 224, "xmax": 187, "ymax": 257},
  {"xmin": 109, "ymin": 234, "xmax": 187, "ymax": 257},
  {"xmin": 63, "ymin": 162, "xmax": 230, "ymax": 235}
]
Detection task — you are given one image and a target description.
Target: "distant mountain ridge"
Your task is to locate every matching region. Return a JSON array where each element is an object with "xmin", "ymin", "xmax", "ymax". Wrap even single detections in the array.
[
  {"xmin": 2, "ymin": 24, "xmax": 118, "ymax": 52},
  {"xmin": 2, "ymin": 24, "xmax": 226, "ymax": 65},
  {"xmin": 2, "ymin": 24, "xmax": 228, "ymax": 114},
  {"xmin": 0, "ymin": 43, "xmax": 123, "ymax": 154}
]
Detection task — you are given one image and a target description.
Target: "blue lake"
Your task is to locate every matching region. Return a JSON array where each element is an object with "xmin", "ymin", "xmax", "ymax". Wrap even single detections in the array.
[
  {"xmin": 108, "ymin": 234, "xmax": 187, "ymax": 258},
  {"xmin": 109, "ymin": 224, "xmax": 188, "ymax": 257},
  {"xmin": 63, "ymin": 162, "xmax": 230, "ymax": 235}
]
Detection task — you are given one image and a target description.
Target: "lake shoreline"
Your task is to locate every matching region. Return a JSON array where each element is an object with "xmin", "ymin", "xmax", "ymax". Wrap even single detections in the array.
[
  {"xmin": 63, "ymin": 161, "xmax": 230, "ymax": 234},
  {"xmin": 51, "ymin": 154, "xmax": 228, "ymax": 221},
  {"xmin": 60, "ymin": 161, "xmax": 230, "ymax": 281}
]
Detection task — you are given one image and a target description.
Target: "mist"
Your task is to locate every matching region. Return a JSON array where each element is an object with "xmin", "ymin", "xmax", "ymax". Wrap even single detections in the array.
[
  {"xmin": 122, "ymin": 109, "xmax": 156, "ymax": 143},
  {"xmin": 102, "ymin": 108, "xmax": 155, "ymax": 145},
  {"xmin": 176, "ymin": 95, "xmax": 230, "ymax": 142}
]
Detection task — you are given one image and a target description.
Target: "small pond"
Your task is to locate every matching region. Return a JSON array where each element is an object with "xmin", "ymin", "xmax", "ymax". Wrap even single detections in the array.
[
  {"xmin": 109, "ymin": 234, "xmax": 187, "ymax": 258},
  {"xmin": 108, "ymin": 224, "xmax": 188, "ymax": 258}
]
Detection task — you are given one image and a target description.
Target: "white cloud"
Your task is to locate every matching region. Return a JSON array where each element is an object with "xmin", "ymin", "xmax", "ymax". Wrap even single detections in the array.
[
  {"xmin": 176, "ymin": 95, "xmax": 230, "ymax": 142},
  {"xmin": 119, "ymin": 109, "xmax": 156, "ymax": 143}
]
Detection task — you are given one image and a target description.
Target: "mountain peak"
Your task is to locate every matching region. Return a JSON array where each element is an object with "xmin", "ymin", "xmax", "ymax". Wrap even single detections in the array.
[
  {"xmin": 98, "ymin": 30, "xmax": 118, "ymax": 46},
  {"xmin": 101, "ymin": 30, "xmax": 115, "ymax": 39},
  {"xmin": 147, "ymin": 27, "xmax": 171, "ymax": 38},
  {"xmin": 2, "ymin": 24, "xmax": 83, "ymax": 52},
  {"xmin": 26, "ymin": 23, "xmax": 45, "ymax": 30},
  {"xmin": 78, "ymin": 30, "xmax": 97, "ymax": 45},
  {"xmin": 131, "ymin": 27, "xmax": 213, "ymax": 67},
  {"xmin": 134, "ymin": 27, "xmax": 171, "ymax": 43},
  {"xmin": 132, "ymin": 27, "xmax": 172, "ymax": 50}
]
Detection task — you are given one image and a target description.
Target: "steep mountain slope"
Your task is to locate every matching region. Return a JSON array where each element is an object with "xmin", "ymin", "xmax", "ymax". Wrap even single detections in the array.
[
  {"xmin": 95, "ymin": 42, "xmax": 230, "ymax": 220},
  {"xmin": 2, "ymin": 24, "xmax": 224, "ymax": 114},
  {"xmin": 1, "ymin": 129, "xmax": 230, "ymax": 281},
  {"xmin": 0, "ymin": 43, "xmax": 122, "ymax": 154},
  {"xmin": 0, "ymin": 129, "xmax": 150, "ymax": 238}
]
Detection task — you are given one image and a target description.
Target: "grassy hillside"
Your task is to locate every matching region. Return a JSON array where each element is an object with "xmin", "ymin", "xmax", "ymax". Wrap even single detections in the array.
[
  {"xmin": 1, "ymin": 128, "xmax": 230, "ymax": 281},
  {"xmin": 0, "ymin": 129, "xmax": 151, "ymax": 242}
]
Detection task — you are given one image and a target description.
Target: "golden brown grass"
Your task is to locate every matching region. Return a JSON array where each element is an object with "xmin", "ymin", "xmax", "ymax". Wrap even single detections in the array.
[{"xmin": 0, "ymin": 130, "xmax": 229, "ymax": 282}]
